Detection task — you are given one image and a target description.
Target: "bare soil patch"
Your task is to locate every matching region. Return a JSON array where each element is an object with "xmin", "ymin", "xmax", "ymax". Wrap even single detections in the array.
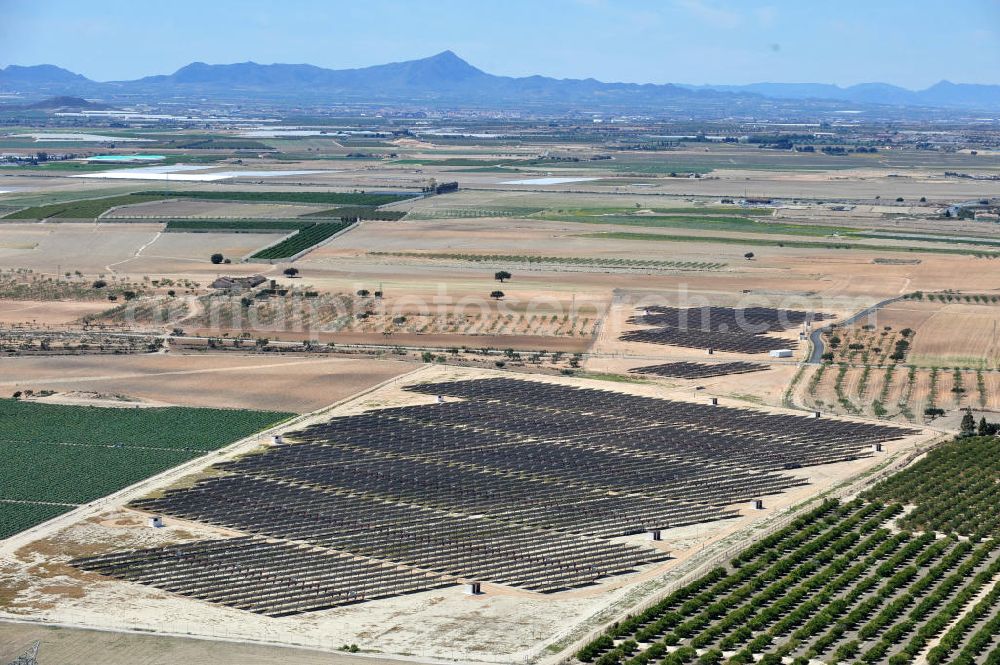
[{"xmin": 0, "ymin": 353, "xmax": 418, "ymax": 413}]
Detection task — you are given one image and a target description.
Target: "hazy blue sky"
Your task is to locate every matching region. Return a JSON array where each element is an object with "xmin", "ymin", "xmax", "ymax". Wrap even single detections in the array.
[{"xmin": 2, "ymin": 0, "xmax": 998, "ymax": 88}]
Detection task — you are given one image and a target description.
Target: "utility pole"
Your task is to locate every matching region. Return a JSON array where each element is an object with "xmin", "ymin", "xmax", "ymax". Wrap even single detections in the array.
[{"xmin": 6, "ymin": 641, "xmax": 40, "ymax": 665}]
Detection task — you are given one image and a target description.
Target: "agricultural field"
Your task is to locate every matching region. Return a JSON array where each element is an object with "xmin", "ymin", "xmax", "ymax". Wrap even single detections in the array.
[
  {"xmin": 139, "ymin": 190, "xmax": 412, "ymax": 207},
  {"xmin": 159, "ymin": 289, "xmax": 602, "ymax": 341},
  {"xmin": 906, "ymin": 303, "xmax": 1000, "ymax": 368},
  {"xmin": 2, "ymin": 194, "xmax": 165, "ymax": 220},
  {"xmin": 368, "ymin": 251, "xmax": 725, "ymax": 272},
  {"xmin": 0, "ymin": 504, "xmax": 72, "ymax": 541},
  {"xmin": 2, "ymin": 190, "xmax": 413, "ymax": 221},
  {"xmin": 106, "ymin": 199, "xmax": 332, "ymax": 219},
  {"xmin": 799, "ymin": 362, "xmax": 997, "ymax": 423},
  {"xmin": 0, "ymin": 398, "xmax": 291, "ymax": 538},
  {"xmin": 0, "ymin": 269, "xmax": 148, "ymax": 302},
  {"xmin": 0, "ymin": 112, "xmax": 999, "ymax": 665},
  {"xmin": 0, "ymin": 353, "xmax": 421, "ymax": 413},
  {"xmin": 820, "ymin": 325, "xmax": 915, "ymax": 365},
  {"xmin": 576, "ymin": 493, "xmax": 1000, "ymax": 665},
  {"xmin": 874, "ymin": 435, "xmax": 1000, "ymax": 540},
  {"xmin": 249, "ymin": 220, "xmax": 355, "ymax": 259},
  {"xmin": 163, "ymin": 219, "xmax": 313, "ymax": 233}
]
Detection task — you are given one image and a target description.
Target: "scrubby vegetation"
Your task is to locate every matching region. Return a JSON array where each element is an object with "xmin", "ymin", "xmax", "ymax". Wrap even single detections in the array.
[{"xmin": 0, "ymin": 269, "xmax": 148, "ymax": 301}]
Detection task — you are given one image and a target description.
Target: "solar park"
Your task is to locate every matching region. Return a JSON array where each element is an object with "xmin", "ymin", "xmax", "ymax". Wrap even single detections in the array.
[
  {"xmin": 620, "ymin": 306, "xmax": 827, "ymax": 353},
  {"xmin": 629, "ymin": 361, "xmax": 771, "ymax": 379},
  {"xmin": 72, "ymin": 377, "xmax": 916, "ymax": 618}
]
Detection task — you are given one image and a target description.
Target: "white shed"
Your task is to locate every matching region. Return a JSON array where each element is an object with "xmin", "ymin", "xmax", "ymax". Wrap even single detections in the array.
[{"xmin": 769, "ymin": 349, "xmax": 793, "ymax": 358}]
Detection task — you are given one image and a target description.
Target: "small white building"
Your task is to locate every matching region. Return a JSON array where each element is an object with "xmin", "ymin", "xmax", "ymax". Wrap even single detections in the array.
[{"xmin": 769, "ymin": 349, "xmax": 794, "ymax": 358}]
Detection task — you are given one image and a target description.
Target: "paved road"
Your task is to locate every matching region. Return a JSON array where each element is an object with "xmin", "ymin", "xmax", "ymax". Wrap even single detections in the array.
[{"xmin": 807, "ymin": 295, "xmax": 907, "ymax": 364}]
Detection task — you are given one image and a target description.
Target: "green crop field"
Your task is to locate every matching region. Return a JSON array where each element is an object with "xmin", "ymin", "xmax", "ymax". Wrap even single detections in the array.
[
  {"xmin": 404, "ymin": 206, "xmax": 545, "ymax": 219},
  {"xmin": 300, "ymin": 206, "xmax": 406, "ymax": 220},
  {"xmin": 576, "ymin": 492, "xmax": 1000, "ymax": 665},
  {"xmin": 0, "ymin": 187, "xmax": 137, "ymax": 209},
  {"xmin": 139, "ymin": 190, "xmax": 413, "ymax": 206},
  {"xmin": 250, "ymin": 220, "xmax": 355, "ymax": 259},
  {"xmin": 2, "ymin": 194, "xmax": 166, "ymax": 220},
  {"xmin": 0, "ymin": 399, "xmax": 291, "ymax": 539},
  {"xmin": 3, "ymin": 190, "xmax": 414, "ymax": 220},
  {"xmin": 163, "ymin": 219, "xmax": 314, "ymax": 233},
  {"xmin": 0, "ymin": 503, "xmax": 73, "ymax": 540}
]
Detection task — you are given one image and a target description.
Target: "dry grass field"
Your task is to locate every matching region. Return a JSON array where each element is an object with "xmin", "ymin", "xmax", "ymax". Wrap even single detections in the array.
[
  {"xmin": 907, "ymin": 303, "xmax": 1000, "ymax": 367},
  {"xmin": 0, "ymin": 300, "xmax": 110, "ymax": 325}
]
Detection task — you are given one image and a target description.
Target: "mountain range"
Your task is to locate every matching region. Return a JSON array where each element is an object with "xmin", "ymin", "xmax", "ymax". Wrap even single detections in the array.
[{"xmin": 1, "ymin": 51, "xmax": 997, "ymax": 113}]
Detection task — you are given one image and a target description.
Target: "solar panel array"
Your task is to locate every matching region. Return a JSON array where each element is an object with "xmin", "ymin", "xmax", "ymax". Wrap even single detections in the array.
[
  {"xmin": 621, "ymin": 306, "xmax": 826, "ymax": 353},
  {"xmin": 73, "ymin": 378, "xmax": 915, "ymax": 616},
  {"xmin": 630, "ymin": 361, "xmax": 771, "ymax": 379}
]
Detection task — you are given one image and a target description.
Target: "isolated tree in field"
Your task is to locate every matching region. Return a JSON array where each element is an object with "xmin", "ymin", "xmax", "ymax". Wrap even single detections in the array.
[
  {"xmin": 283, "ymin": 267, "xmax": 299, "ymax": 278},
  {"xmin": 210, "ymin": 253, "xmax": 224, "ymax": 265},
  {"xmin": 490, "ymin": 290, "xmax": 505, "ymax": 300},
  {"xmin": 961, "ymin": 407, "xmax": 976, "ymax": 437},
  {"xmin": 92, "ymin": 279, "xmax": 107, "ymax": 289},
  {"xmin": 357, "ymin": 289, "xmax": 370, "ymax": 297},
  {"xmin": 744, "ymin": 252, "xmax": 755, "ymax": 260},
  {"xmin": 495, "ymin": 270, "xmax": 512, "ymax": 283}
]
